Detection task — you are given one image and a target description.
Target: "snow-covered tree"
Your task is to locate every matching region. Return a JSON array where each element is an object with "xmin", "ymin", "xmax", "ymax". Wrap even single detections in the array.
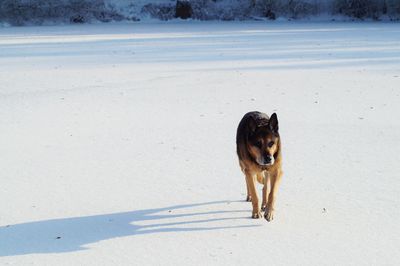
[{"xmin": 1, "ymin": 0, "xmax": 399, "ymax": 25}]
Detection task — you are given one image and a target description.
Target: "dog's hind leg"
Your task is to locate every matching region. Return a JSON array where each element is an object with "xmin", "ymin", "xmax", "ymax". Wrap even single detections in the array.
[
  {"xmin": 245, "ymin": 177, "xmax": 252, "ymax": 202},
  {"xmin": 240, "ymin": 160, "xmax": 252, "ymax": 202},
  {"xmin": 245, "ymin": 171, "xmax": 261, "ymax": 219}
]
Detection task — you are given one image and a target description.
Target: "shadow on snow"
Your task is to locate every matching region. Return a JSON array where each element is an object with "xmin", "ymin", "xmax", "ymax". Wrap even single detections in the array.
[{"xmin": 0, "ymin": 200, "xmax": 256, "ymax": 256}]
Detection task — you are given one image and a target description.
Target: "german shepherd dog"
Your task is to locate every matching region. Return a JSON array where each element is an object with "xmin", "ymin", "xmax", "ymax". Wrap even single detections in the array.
[{"xmin": 236, "ymin": 111, "xmax": 282, "ymax": 221}]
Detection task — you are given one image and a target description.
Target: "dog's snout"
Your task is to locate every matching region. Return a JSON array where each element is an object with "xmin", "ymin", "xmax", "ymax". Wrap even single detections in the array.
[
  {"xmin": 263, "ymin": 156, "xmax": 271, "ymax": 164},
  {"xmin": 261, "ymin": 154, "xmax": 275, "ymax": 166}
]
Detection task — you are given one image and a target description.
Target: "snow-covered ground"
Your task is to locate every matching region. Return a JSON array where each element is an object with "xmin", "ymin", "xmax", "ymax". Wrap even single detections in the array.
[{"xmin": 1, "ymin": 21, "xmax": 400, "ymax": 265}]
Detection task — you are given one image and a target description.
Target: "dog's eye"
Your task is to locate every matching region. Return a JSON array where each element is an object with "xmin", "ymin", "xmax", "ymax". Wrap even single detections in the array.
[
  {"xmin": 268, "ymin": 141, "xmax": 274, "ymax": 148},
  {"xmin": 255, "ymin": 141, "xmax": 262, "ymax": 148}
]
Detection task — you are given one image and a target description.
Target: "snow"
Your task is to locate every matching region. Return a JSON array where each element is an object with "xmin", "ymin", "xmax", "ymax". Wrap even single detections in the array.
[{"xmin": 1, "ymin": 21, "xmax": 400, "ymax": 265}]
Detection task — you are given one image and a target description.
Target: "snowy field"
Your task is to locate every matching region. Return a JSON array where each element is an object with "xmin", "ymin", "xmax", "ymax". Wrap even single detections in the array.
[{"xmin": 1, "ymin": 21, "xmax": 400, "ymax": 265}]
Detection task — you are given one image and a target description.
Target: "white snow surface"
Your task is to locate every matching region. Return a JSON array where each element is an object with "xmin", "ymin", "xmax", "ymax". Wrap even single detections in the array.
[{"xmin": 1, "ymin": 21, "xmax": 400, "ymax": 265}]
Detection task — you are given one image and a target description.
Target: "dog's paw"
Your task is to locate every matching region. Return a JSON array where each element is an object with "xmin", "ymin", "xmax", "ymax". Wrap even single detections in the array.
[
  {"xmin": 264, "ymin": 209, "xmax": 275, "ymax": 222},
  {"xmin": 252, "ymin": 211, "xmax": 262, "ymax": 219},
  {"xmin": 246, "ymin": 195, "xmax": 252, "ymax": 202}
]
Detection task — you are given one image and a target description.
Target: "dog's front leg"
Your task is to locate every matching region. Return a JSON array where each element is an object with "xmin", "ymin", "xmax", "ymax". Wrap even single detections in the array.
[
  {"xmin": 245, "ymin": 171, "xmax": 261, "ymax": 219},
  {"xmin": 264, "ymin": 170, "xmax": 282, "ymax": 222},
  {"xmin": 261, "ymin": 172, "xmax": 270, "ymax": 211}
]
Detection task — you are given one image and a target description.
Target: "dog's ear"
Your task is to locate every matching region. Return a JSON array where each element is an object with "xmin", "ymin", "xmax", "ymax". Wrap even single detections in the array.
[
  {"xmin": 269, "ymin": 113, "xmax": 279, "ymax": 132},
  {"xmin": 248, "ymin": 117, "xmax": 257, "ymax": 133}
]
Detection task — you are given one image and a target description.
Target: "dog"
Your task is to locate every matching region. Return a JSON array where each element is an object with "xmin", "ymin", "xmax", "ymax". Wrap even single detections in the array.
[{"xmin": 236, "ymin": 111, "xmax": 282, "ymax": 221}]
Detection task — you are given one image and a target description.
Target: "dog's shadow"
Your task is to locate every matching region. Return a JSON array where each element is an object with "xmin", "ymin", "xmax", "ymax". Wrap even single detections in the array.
[{"xmin": 0, "ymin": 200, "xmax": 256, "ymax": 256}]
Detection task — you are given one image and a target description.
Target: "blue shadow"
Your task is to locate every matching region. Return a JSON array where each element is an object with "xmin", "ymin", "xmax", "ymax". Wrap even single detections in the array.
[{"xmin": 0, "ymin": 200, "xmax": 256, "ymax": 256}]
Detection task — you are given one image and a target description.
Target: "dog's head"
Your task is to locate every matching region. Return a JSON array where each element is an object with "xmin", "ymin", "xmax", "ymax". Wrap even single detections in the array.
[{"xmin": 247, "ymin": 113, "xmax": 280, "ymax": 168}]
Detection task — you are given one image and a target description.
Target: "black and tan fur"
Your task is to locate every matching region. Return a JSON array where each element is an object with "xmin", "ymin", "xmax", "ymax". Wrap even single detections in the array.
[{"xmin": 236, "ymin": 111, "xmax": 282, "ymax": 221}]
